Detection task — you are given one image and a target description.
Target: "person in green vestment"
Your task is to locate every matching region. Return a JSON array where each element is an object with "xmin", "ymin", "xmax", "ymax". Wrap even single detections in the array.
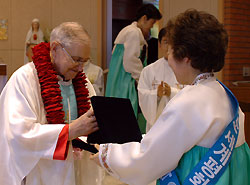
[{"xmin": 105, "ymin": 3, "xmax": 162, "ymax": 134}]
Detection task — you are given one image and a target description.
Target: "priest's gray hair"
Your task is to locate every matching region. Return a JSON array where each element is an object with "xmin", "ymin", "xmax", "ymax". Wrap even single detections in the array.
[{"xmin": 50, "ymin": 22, "xmax": 90, "ymax": 48}]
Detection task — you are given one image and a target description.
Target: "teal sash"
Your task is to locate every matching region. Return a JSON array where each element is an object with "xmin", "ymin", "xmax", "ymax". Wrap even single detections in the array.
[{"xmin": 158, "ymin": 81, "xmax": 239, "ymax": 185}]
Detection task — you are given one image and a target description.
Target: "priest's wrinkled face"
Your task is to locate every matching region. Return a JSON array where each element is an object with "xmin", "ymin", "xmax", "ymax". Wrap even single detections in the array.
[{"xmin": 51, "ymin": 42, "xmax": 90, "ymax": 81}]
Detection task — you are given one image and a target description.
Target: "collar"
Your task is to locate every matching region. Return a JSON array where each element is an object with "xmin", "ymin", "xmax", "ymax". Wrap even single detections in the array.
[
  {"xmin": 192, "ymin": 72, "xmax": 215, "ymax": 85},
  {"xmin": 57, "ymin": 75, "xmax": 72, "ymax": 86}
]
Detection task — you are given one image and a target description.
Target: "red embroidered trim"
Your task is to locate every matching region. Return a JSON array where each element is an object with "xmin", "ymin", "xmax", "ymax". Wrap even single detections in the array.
[
  {"xmin": 192, "ymin": 73, "xmax": 214, "ymax": 85},
  {"xmin": 101, "ymin": 144, "xmax": 113, "ymax": 174},
  {"xmin": 32, "ymin": 42, "xmax": 90, "ymax": 124}
]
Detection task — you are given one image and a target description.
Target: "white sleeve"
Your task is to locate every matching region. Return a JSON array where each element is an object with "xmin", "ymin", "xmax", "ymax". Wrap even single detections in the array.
[
  {"xmin": 92, "ymin": 68, "xmax": 104, "ymax": 96},
  {"xmin": 155, "ymin": 87, "xmax": 180, "ymax": 124},
  {"xmin": 138, "ymin": 67, "xmax": 158, "ymax": 126},
  {"xmin": 170, "ymin": 86, "xmax": 180, "ymax": 99},
  {"xmin": 99, "ymin": 87, "xmax": 224, "ymax": 185},
  {"xmin": 123, "ymin": 29, "xmax": 144, "ymax": 81},
  {"xmin": 86, "ymin": 77, "xmax": 97, "ymax": 97},
  {"xmin": 0, "ymin": 68, "xmax": 66, "ymax": 182}
]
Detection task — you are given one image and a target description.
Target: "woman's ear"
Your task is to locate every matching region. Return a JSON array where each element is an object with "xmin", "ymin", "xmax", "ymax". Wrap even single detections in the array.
[
  {"xmin": 142, "ymin": 15, "xmax": 148, "ymax": 22},
  {"xmin": 50, "ymin": 41, "xmax": 59, "ymax": 62},
  {"xmin": 50, "ymin": 41, "xmax": 59, "ymax": 51},
  {"xmin": 138, "ymin": 15, "xmax": 147, "ymax": 24},
  {"xmin": 183, "ymin": 57, "xmax": 191, "ymax": 64}
]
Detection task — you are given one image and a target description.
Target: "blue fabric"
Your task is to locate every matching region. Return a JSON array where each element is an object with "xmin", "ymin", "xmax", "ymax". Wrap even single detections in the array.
[
  {"xmin": 156, "ymin": 143, "xmax": 250, "ymax": 185},
  {"xmin": 181, "ymin": 80, "xmax": 240, "ymax": 185},
  {"xmin": 105, "ymin": 44, "xmax": 138, "ymax": 117},
  {"xmin": 157, "ymin": 81, "xmax": 250, "ymax": 185},
  {"xmin": 175, "ymin": 143, "xmax": 250, "ymax": 185},
  {"xmin": 105, "ymin": 44, "xmax": 148, "ymax": 133},
  {"xmin": 59, "ymin": 83, "xmax": 78, "ymax": 123},
  {"xmin": 158, "ymin": 81, "xmax": 241, "ymax": 185}
]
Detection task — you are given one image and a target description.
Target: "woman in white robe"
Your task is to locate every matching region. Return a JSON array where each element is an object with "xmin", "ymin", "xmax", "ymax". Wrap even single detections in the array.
[
  {"xmin": 91, "ymin": 9, "xmax": 250, "ymax": 185},
  {"xmin": 138, "ymin": 27, "xmax": 180, "ymax": 132},
  {"xmin": 0, "ymin": 22, "xmax": 102, "ymax": 185},
  {"xmin": 105, "ymin": 4, "xmax": 162, "ymax": 134}
]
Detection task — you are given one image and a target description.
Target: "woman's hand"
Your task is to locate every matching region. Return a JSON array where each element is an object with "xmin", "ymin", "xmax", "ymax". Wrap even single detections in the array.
[{"xmin": 157, "ymin": 81, "xmax": 171, "ymax": 97}]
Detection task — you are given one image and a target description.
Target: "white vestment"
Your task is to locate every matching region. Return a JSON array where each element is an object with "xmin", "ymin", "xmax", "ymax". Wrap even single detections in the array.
[
  {"xmin": 83, "ymin": 60, "xmax": 104, "ymax": 96},
  {"xmin": 0, "ymin": 62, "xmax": 103, "ymax": 185},
  {"xmin": 98, "ymin": 75, "xmax": 246, "ymax": 185},
  {"xmin": 138, "ymin": 57, "xmax": 179, "ymax": 132}
]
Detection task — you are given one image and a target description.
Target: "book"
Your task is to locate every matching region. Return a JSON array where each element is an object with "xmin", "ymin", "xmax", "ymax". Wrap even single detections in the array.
[{"xmin": 87, "ymin": 96, "xmax": 142, "ymax": 144}]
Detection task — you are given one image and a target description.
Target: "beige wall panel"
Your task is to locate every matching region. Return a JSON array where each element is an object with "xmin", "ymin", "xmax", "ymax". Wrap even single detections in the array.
[
  {"xmin": 51, "ymin": 0, "xmax": 91, "ymax": 31},
  {"xmin": 161, "ymin": 0, "xmax": 222, "ymax": 80},
  {"xmin": 0, "ymin": 50, "xmax": 11, "ymax": 76},
  {"xmin": 162, "ymin": 0, "xmax": 218, "ymax": 25},
  {"xmin": 89, "ymin": 0, "xmax": 98, "ymax": 51},
  {"xmin": 170, "ymin": 0, "xmax": 212, "ymax": 15},
  {"xmin": 89, "ymin": 0, "xmax": 99, "ymax": 65},
  {"xmin": 211, "ymin": 0, "xmax": 219, "ymax": 17},
  {"xmin": 10, "ymin": 50, "xmax": 24, "ymax": 76},
  {"xmin": 51, "ymin": 0, "xmax": 99, "ymax": 62},
  {"xmin": 11, "ymin": 0, "xmax": 52, "ymax": 50},
  {"xmin": 0, "ymin": 0, "xmax": 11, "ymax": 50},
  {"xmin": 0, "ymin": 0, "xmax": 101, "ymax": 78}
]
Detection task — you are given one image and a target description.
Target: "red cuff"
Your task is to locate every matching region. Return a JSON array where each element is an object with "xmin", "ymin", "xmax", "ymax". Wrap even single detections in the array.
[{"xmin": 53, "ymin": 125, "xmax": 69, "ymax": 160}]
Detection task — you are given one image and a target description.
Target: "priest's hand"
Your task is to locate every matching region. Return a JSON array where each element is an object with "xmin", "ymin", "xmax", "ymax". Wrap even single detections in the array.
[
  {"xmin": 68, "ymin": 109, "xmax": 99, "ymax": 141},
  {"xmin": 157, "ymin": 81, "xmax": 171, "ymax": 97}
]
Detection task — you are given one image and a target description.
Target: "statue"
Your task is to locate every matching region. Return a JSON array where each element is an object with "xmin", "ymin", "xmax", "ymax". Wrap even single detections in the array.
[{"xmin": 24, "ymin": 18, "xmax": 44, "ymax": 64}]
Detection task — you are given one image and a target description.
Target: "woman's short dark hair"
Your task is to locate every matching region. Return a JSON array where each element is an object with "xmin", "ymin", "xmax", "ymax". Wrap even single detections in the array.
[
  {"xmin": 135, "ymin": 3, "xmax": 162, "ymax": 21},
  {"xmin": 166, "ymin": 9, "xmax": 228, "ymax": 72},
  {"xmin": 158, "ymin": 27, "xmax": 167, "ymax": 43}
]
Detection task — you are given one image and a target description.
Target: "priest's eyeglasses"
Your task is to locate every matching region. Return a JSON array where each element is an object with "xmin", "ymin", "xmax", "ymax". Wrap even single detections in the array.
[{"xmin": 57, "ymin": 42, "xmax": 88, "ymax": 65}]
